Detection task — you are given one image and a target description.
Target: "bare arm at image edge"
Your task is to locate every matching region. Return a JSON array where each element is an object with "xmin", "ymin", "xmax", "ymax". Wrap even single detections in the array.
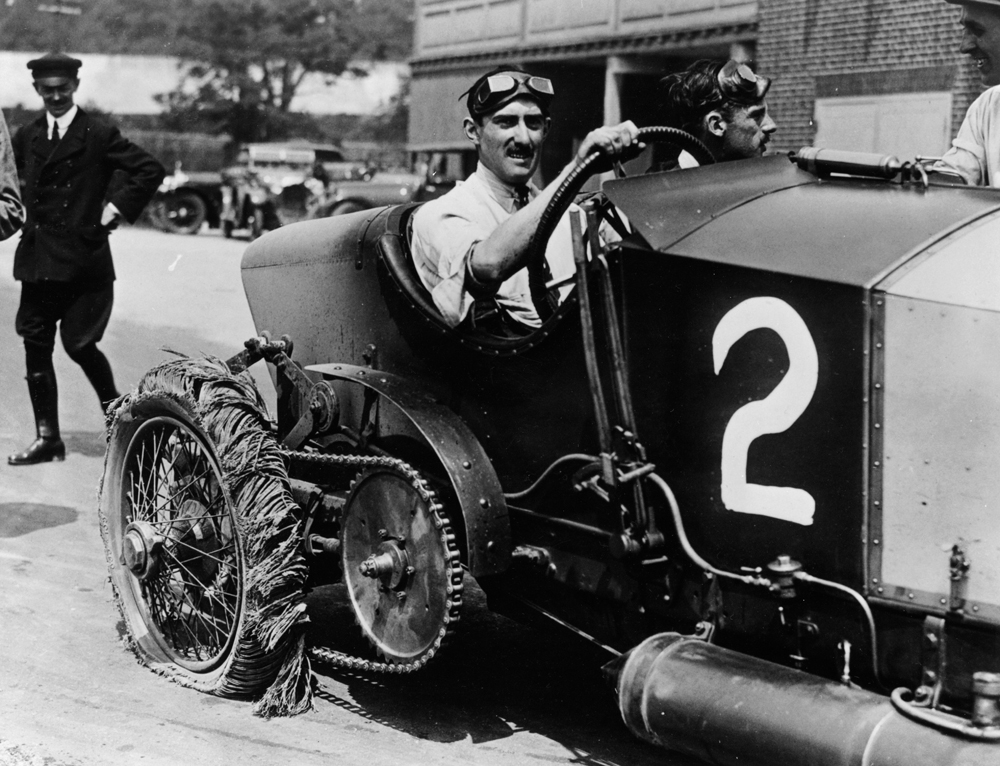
[
  {"xmin": 933, "ymin": 89, "xmax": 1000, "ymax": 187},
  {"xmin": 0, "ymin": 112, "xmax": 24, "ymax": 241}
]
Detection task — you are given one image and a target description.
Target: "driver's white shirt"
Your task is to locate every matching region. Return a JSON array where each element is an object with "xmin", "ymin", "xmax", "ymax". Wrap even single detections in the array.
[{"xmin": 410, "ymin": 163, "xmax": 578, "ymax": 328}]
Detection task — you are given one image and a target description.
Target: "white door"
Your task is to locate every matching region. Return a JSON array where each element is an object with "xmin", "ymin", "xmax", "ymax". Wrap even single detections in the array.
[{"xmin": 813, "ymin": 91, "xmax": 953, "ymax": 160}]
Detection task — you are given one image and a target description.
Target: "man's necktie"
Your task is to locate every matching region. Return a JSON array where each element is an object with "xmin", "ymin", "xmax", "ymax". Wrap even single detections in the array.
[
  {"xmin": 51, "ymin": 123, "xmax": 60, "ymax": 143},
  {"xmin": 513, "ymin": 184, "xmax": 530, "ymax": 211}
]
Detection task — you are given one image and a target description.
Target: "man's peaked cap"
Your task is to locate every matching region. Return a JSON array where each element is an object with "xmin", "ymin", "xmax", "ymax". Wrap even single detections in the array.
[{"xmin": 27, "ymin": 52, "xmax": 82, "ymax": 78}]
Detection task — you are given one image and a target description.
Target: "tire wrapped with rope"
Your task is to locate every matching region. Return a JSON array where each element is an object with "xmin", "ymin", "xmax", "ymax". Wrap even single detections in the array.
[{"xmin": 97, "ymin": 355, "xmax": 312, "ymax": 717}]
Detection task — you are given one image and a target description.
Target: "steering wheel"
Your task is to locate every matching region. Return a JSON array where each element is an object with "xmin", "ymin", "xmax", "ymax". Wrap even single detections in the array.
[{"xmin": 527, "ymin": 126, "xmax": 715, "ymax": 322}]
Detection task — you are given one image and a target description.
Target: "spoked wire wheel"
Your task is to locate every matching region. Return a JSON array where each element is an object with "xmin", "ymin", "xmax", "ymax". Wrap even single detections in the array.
[
  {"xmin": 99, "ymin": 357, "xmax": 312, "ymax": 716},
  {"xmin": 340, "ymin": 465, "xmax": 463, "ymax": 667},
  {"xmin": 116, "ymin": 416, "xmax": 242, "ymax": 672}
]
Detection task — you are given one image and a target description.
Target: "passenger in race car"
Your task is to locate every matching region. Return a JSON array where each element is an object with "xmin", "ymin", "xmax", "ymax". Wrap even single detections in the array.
[
  {"xmin": 654, "ymin": 58, "xmax": 777, "ymax": 170},
  {"xmin": 935, "ymin": 0, "xmax": 1000, "ymax": 185},
  {"xmin": 410, "ymin": 66, "xmax": 642, "ymax": 330}
]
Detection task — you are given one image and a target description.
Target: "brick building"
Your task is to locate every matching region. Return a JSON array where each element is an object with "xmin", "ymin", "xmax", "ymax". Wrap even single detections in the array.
[
  {"xmin": 408, "ymin": 0, "xmax": 984, "ymax": 178},
  {"xmin": 758, "ymin": 0, "xmax": 980, "ymax": 159},
  {"xmin": 409, "ymin": 0, "xmax": 759, "ymax": 182}
]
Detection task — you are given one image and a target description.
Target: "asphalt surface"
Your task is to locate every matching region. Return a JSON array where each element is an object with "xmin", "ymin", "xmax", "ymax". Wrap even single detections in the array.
[{"xmin": 0, "ymin": 226, "xmax": 693, "ymax": 766}]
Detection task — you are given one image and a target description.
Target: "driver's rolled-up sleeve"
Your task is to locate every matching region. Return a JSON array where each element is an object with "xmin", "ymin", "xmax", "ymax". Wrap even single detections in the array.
[{"xmin": 411, "ymin": 200, "xmax": 494, "ymax": 327}]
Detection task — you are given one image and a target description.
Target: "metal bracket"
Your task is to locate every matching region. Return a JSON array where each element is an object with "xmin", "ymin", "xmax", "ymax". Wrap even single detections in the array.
[
  {"xmin": 918, "ymin": 615, "xmax": 946, "ymax": 708},
  {"xmin": 949, "ymin": 543, "xmax": 971, "ymax": 615}
]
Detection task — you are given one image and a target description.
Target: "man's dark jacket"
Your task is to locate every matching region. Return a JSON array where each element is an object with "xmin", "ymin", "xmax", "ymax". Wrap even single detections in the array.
[{"xmin": 12, "ymin": 108, "xmax": 165, "ymax": 284}]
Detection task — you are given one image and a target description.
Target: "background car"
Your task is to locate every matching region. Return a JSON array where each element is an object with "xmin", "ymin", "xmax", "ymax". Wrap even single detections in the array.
[
  {"xmin": 150, "ymin": 142, "xmax": 368, "ymax": 236},
  {"xmin": 315, "ymin": 169, "xmax": 455, "ymax": 217},
  {"xmin": 147, "ymin": 165, "xmax": 225, "ymax": 235}
]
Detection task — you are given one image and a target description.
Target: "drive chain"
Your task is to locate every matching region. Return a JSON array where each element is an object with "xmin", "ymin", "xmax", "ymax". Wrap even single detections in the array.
[{"xmin": 282, "ymin": 448, "xmax": 463, "ymax": 675}]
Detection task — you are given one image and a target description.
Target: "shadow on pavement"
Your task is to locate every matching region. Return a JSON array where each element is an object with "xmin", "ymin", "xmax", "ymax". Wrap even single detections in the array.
[
  {"xmin": 62, "ymin": 431, "xmax": 108, "ymax": 459},
  {"xmin": 306, "ymin": 580, "xmax": 686, "ymax": 766},
  {"xmin": 0, "ymin": 503, "xmax": 78, "ymax": 537}
]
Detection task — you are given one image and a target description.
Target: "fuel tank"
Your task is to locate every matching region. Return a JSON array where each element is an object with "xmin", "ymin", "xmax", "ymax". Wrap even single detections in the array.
[{"xmin": 240, "ymin": 207, "xmax": 416, "ymax": 375}]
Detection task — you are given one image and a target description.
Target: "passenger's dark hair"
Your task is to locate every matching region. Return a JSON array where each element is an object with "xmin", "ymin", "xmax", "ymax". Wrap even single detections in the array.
[{"xmin": 659, "ymin": 59, "xmax": 735, "ymax": 134}]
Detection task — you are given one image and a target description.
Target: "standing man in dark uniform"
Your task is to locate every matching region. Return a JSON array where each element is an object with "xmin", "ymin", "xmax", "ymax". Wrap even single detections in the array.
[{"xmin": 8, "ymin": 53, "xmax": 165, "ymax": 466}]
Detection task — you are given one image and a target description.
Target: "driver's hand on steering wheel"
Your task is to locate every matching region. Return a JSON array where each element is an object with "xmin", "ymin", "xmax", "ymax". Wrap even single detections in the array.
[{"xmin": 578, "ymin": 121, "xmax": 645, "ymax": 172}]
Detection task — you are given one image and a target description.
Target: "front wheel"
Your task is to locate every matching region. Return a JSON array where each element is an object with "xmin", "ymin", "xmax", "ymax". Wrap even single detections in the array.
[{"xmin": 98, "ymin": 357, "xmax": 311, "ymax": 716}]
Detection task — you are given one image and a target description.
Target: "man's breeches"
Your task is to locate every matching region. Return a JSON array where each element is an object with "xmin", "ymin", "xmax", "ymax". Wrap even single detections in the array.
[{"xmin": 15, "ymin": 280, "xmax": 114, "ymax": 373}]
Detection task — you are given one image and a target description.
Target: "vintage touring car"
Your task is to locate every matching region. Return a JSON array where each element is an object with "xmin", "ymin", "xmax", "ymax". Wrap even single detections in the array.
[{"xmin": 99, "ymin": 129, "xmax": 1000, "ymax": 765}]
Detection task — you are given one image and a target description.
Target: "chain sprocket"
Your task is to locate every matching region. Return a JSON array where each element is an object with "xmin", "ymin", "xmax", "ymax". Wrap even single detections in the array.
[{"xmin": 284, "ymin": 449, "xmax": 463, "ymax": 674}]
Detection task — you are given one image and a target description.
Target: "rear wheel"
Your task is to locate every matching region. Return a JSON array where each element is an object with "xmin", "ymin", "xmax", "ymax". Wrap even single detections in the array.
[{"xmin": 98, "ymin": 358, "xmax": 311, "ymax": 714}]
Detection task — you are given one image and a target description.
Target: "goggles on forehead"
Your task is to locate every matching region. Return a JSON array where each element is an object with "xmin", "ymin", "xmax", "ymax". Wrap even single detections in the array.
[
  {"xmin": 716, "ymin": 60, "xmax": 771, "ymax": 105},
  {"xmin": 469, "ymin": 73, "xmax": 555, "ymax": 116}
]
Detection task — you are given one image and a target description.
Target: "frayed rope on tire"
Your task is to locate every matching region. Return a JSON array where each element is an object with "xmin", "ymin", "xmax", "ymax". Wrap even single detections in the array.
[{"xmin": 100, "ymin": 355, "xmax": 313, "ymax": 717}]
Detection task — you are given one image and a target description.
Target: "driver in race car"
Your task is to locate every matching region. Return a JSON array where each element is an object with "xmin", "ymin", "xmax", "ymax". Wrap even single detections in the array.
[
  {"xmin": 410, "ymin": 66, "xmax": 642, "ymax": 330},
  {"xmin": 654, "ymin": 58, "xmax": 777, "ymax": 170}
]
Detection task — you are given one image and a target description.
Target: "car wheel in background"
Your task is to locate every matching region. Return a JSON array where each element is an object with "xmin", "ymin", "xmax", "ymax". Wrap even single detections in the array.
[
  {"xmin": 248, "ymin": 206, "xmax": 264, "ymax": 240},
  {"xmin": 160, "ymin": 191, "xmax": 208, "ymax": 235}
]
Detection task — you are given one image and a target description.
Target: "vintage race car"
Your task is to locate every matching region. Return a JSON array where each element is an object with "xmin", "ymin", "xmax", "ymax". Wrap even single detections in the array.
[{"xmin": 98, "ymin": 129, "xmax": 1000, "ymax": 765}]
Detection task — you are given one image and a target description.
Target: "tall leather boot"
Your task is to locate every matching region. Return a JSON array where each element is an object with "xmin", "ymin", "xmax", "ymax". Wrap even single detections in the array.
[
  {"xmin": 8, "ymin": 371, "xmax": 66, "ymax": 466},
  {"xmin": 76, "ymin": 346, "xmax": 120, "ymax": 416}
]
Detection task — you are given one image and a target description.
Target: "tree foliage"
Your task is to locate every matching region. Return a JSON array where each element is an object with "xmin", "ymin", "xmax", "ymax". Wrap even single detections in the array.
[
  {"xmin": 0, "ymin": 0, "xmax": 414, "ymax": 142},
  {"xmin": 163, "ymin": 0, "xmax": 413, "ymax": 142},
  {"xmin": 0, "ymin": 0, "xmax": 184, "ymax": 53}
]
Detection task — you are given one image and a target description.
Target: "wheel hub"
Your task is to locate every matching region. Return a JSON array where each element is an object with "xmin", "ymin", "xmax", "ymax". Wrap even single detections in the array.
[
  {"xmin": 123, "ymin": 520, "xmax": 164, "ymax": 581},
  {"xmin": 359, "ymin": 537, "xmax": 411, "ymax": 590}
]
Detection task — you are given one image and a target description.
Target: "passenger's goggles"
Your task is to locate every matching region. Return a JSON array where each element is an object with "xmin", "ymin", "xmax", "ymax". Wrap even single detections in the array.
[
  {"xmin": 716, "ymin": 60, "xmax": 771, "ymax": 105},
  {"xmin": 470, "ymin": 73, "xmax": 554, "ymax": 116}
]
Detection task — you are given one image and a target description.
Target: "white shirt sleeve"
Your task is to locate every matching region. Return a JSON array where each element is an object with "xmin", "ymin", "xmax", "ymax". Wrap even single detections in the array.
[
  {"xmin": 411, "ymin": 192, "xmax": 493, "ymax": 327},
  {"xmin": 935, "ymin": 88, "xmax": 1000, "ymax": 186}
]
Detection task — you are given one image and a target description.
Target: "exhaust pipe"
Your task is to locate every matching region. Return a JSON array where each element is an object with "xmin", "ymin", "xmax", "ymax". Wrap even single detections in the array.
[{"xmin": 605, "ymin": 633, "xmax": 999, "ymax": 766}]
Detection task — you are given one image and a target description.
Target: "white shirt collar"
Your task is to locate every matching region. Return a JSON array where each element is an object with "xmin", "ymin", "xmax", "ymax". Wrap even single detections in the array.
[
  {"xmin": 46, "ymin": 105, "xmax": 78, "ymax": 140},
  {"xmin": 474, "ymin": 162, "xmax": 537, "ymax": 214}
]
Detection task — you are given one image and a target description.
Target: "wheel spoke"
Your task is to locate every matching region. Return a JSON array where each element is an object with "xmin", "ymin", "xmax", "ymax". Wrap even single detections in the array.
[
  {"xmin": 162, "ymin": 535, "xmax": 231, "ymax": 573},
  {"xmin": 121, "ymin": 416, "xmax": 242, "ymax": 668},
  {"xmin": 154, "ymin": 465, "xmax": 214, "ymax": 519}
]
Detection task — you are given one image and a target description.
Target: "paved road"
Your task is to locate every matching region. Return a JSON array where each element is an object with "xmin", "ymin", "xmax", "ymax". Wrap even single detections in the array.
[{"xmin": 0, "ymin": 227, "xmax": 693, "ymax": 766}]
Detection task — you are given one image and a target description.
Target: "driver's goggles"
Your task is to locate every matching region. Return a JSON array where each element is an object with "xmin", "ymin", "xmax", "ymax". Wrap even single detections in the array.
[
  {"xmin": 716, "ymin": 60, "xmax": 770, "ymax": 105},
  {"xmin": 471, "ymin": 73, "xmax": 554, "ymax": 115}
]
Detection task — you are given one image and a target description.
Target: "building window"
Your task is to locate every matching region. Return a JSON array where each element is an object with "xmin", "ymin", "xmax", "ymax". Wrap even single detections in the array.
[{"xmin": 812, "ymin": 92, "xmax": 953, "ymax": 159}]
